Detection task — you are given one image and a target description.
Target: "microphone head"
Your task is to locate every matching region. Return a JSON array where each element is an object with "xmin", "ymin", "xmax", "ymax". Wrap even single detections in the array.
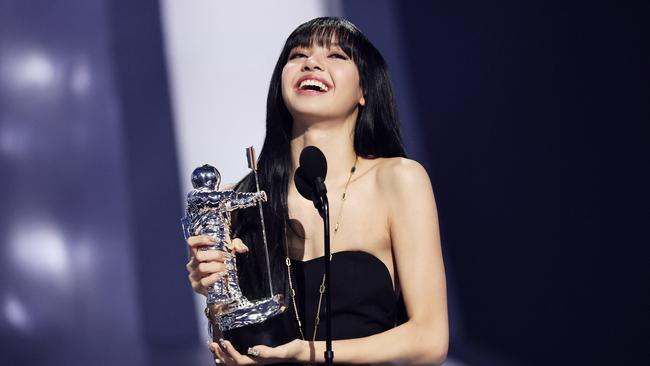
[
  {"xmin": 298, "ymin": 146, "xmax": 327, "ymax": 182},
  {"xmin": 294, "ymin": 166, "xmax": 314, "ymax": 201}
]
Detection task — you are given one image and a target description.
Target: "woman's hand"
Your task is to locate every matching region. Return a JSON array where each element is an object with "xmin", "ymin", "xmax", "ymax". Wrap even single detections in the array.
[
  {"xmin": 186, "ymin": 235, "xmax": 249, "ymax": 296},
  {"xmin": 209, "ymin": 339, "xmax": 306, "ymax": 365}
]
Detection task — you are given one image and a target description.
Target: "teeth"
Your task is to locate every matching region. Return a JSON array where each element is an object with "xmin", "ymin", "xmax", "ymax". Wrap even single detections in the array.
[{"xmin": 299, "ymin": 79, "xmax": 329, "ymax": 92}]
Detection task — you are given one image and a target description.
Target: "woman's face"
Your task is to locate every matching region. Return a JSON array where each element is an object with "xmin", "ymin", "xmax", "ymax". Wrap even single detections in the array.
[{"xmin": 281, "ymin": 42, "xmax": 365, "ymax": 123}]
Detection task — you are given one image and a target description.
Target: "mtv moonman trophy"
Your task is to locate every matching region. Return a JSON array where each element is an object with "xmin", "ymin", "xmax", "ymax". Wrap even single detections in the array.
[{"xmin": 182, "ymin": 147, "xmax": 295, "ymax": 355}]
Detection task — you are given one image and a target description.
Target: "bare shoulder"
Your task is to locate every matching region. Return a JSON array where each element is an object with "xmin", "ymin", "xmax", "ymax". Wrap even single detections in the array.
[
  {"xmin": 370, "ymin": 157, "xmax": 437, "ymax": 235},
  {"xmin": 372, "ymin": 157, "xmax": 432, "ymax": 191}
]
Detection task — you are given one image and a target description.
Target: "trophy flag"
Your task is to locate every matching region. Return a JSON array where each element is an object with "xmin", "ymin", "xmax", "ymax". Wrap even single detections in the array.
[{"xmin": 246, "ymin": 146, "xmax": 274, "ymax": 297}]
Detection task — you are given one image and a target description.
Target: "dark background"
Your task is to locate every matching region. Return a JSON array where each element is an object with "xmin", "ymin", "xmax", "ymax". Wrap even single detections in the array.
[
  {"xmin": 1, "ymin": 1, "xmax": 647, "ymax": 365},
  {"xmin": 387, "ymin": 2, "xmax": 648, "ymax": 364}
]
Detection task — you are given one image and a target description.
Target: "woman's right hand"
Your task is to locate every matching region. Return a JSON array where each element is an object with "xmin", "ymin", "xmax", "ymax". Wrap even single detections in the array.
[{"xmin": 186, "ymin": 235, "xmax": 249, "ymax": 296}]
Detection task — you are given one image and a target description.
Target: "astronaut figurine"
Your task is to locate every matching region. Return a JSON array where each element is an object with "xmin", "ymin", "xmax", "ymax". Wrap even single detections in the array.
[{"xmin": 182, "ymin": 164, "xmax": 274, "ymax": 326}]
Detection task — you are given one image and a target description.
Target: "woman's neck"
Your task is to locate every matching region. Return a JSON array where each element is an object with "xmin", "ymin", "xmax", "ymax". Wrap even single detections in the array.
[{"xmin": 290, "ymin": 117, "xmax": 358, "ymax": 187}]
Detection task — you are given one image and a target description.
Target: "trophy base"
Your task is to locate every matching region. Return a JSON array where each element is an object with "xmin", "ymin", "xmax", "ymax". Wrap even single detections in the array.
[
  {"xmin": 221, "ymin": 308, "xmax": 300, "ymax": 356},
  {"xmin": 214, "ymin": 294, "xmax": 285, "ymax": 331}
]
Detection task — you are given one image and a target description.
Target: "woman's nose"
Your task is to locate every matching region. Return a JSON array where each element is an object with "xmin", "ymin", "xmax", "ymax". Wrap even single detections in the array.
[{"xmin": 301, "ymin": 55, "xmax": 324, "ymax": 72}]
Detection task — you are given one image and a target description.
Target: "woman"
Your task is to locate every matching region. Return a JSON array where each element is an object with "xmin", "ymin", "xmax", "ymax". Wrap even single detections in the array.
[{"xmin": 186, "ymin": 17, "xmax": 448, "ymax": 365}]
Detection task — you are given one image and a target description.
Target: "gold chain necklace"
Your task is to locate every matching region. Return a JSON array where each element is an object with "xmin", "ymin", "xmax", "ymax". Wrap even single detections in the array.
[{"xmin": 285, "ymin": 156, "xmax": 358, "ymax": 342}]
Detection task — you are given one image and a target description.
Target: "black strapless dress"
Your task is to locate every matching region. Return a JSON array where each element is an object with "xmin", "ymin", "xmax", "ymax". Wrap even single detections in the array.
[
  {"xmin": 226, "ymin": 251, "xmax": 405, "ymax": 365},
  {"xmin": 291, "ymin": 251, "xmax": 404, "ymax": 342}
]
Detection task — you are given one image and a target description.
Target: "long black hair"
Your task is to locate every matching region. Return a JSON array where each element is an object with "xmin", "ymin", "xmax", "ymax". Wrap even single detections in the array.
[{"xmin": 232, "ymin": 17, "xmax": 406, "ymax": 300}]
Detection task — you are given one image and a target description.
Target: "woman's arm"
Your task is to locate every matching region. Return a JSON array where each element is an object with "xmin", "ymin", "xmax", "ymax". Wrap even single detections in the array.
[{"xmin": 218, "ymin": 158, "xmax": 448, "ymax": 365}]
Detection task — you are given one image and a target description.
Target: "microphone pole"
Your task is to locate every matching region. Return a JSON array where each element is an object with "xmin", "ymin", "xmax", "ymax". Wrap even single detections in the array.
[{"xmin": 313, "ymin": 177, "xmax": 333, "ymax": 366}]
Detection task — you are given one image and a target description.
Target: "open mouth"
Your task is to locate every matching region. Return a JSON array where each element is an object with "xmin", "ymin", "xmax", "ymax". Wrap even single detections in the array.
[{"xmin": 298, "ymin": 79, "xmax": 330, "ymax": 92}]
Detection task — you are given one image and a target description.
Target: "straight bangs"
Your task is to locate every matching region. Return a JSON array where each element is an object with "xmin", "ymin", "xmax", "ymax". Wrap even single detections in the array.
[{"xmin": 283, "ymin": 17, "xmax": 363, "ymax": 67}]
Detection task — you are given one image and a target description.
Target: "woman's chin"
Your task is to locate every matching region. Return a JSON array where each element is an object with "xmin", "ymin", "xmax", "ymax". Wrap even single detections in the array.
[
  {"xmin": 289, "ymin": 103, "xmax": 357, "ymax": 121},
  {"xmin": 290, "ymin": 108, "xmax": 339, "ymax": 122}
]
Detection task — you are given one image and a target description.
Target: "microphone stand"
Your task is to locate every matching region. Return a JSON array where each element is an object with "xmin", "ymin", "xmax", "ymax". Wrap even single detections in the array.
[{"xmin": 314, "ymin": 177, "xmax": 334, "ymax": 366}]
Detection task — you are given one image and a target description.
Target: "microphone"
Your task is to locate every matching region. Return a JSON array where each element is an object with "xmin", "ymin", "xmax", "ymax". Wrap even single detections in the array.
[
  {"xmin": 294, "ymin": 146, "xmax": 328, "ymax": 214},
  {"xmin": 292, "ymin": 145, "xmax": 335, "ymax": 366}
]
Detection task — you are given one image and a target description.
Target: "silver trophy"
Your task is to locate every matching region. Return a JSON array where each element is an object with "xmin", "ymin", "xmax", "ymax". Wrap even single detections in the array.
[{"xmin": 182, "ymin": 147, "xmax": 285, "ymax": 337}]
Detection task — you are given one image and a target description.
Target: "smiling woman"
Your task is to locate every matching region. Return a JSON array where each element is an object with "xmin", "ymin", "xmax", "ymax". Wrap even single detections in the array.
[{"xmin": 185, "ymin": 17, "xmax": 448, "ymax": 365}]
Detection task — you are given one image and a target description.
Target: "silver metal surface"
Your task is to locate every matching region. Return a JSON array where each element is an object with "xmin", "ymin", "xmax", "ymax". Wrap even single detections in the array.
[{"xmin": 182, "ymin": 164, "xmax": 284, "ymax": 331}]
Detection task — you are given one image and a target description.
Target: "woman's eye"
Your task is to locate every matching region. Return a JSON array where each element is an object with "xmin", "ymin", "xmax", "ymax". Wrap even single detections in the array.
[
  {"xmin": 289, "ymin": 53, "xmax": 307, "ymax": 60},
  {"xmin": 329, "ymin": 53, "xmax": 348, "ymax": 60}
]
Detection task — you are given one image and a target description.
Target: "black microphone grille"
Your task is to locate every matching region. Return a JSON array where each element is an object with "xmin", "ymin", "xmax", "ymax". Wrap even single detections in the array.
[
  {"xmin": 294, "ymin": 167, "xmax": 313, "ymax": 201},
  {"xmin": 298, "ymin": 146, "xmax": 327, "ymax": 181}
]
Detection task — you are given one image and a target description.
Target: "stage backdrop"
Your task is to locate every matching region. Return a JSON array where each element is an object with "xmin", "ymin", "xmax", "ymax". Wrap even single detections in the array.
[{"xmin": 1, "ymin": 1, "xmax": 645, "ymax": 366}]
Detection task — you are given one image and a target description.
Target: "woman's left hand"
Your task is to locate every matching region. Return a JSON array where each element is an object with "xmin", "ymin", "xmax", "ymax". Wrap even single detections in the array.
[{"xmin": 209, "ymin": 339, "xmax": 305, "ymax": 365}]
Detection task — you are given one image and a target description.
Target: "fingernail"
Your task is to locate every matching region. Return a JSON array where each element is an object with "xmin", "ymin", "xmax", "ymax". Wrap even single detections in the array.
[
  {"xmin": 218, "ymin": 338, "xmax": 226, "ymax": 349},
  {"xmin": 207, "ymin": 340, "xmax": 214, "ymax": 351},
  {"xmin": 241, "ymin": 243, "xmax": 249, "ymax": 252},
  {"xmin": 247, "ymin": 347, "xmax": 260, "ymax": 357}
]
